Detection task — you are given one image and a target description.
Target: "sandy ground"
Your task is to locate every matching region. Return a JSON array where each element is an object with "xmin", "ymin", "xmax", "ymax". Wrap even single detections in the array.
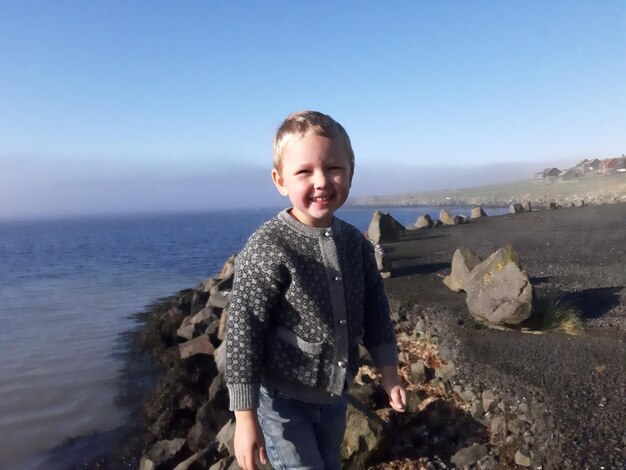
[{"xmin": 382, "ymin": 203, "xmax": 626, "ymax": 467}]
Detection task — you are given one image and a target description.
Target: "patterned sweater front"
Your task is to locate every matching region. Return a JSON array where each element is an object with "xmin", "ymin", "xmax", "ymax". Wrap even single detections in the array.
[{"xmin": 225, "ymin": 209, "xmax": 398, "ymax": 410}]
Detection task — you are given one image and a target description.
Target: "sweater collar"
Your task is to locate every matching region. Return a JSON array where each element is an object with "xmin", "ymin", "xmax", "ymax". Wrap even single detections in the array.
[{"xmin": 277, "ymin": 209, "xmax": 343, "ymax": 238}]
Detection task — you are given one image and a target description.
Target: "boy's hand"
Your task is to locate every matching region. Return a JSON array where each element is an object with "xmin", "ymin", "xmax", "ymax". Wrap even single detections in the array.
[
  {"xmin": 387, "ymin": 384, "xmax": 407, "ymax": 412},
  {"xmin": 380, "ymin": 365, "xmax": 407, "ymax": 412},
  {"xmin": 234, "ymin": 410, "xmax": 268, "ymax": 470}
]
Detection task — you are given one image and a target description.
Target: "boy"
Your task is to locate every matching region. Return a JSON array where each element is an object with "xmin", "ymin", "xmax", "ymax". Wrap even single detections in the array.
[{"xmin": 225, "ymin": 111, "xmax": 406, "ymax": 470}]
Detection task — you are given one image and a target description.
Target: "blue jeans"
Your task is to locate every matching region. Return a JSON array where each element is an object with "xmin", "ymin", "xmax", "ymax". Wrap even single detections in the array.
[{"xmin": 257, "ymin": 386, "xmax": 347, "ymax": 470}]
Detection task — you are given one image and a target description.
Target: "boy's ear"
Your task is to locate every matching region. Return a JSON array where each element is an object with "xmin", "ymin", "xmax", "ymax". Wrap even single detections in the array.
[{"xmin": 272, "ymin": 168, "xmax": 289, "ymax": 196}]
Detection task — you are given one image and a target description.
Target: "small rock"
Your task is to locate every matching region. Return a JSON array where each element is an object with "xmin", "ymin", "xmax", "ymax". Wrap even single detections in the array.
[
  {"xmin": 490, "ymin": 415, "xmax": 506, "ymax": 438},
  {"xmin": 438, "ymin": 345, "xmax": 453, "ymax": 362},
  {"xmin": 514, "ymin": 449, "xmax": 532, "ymax": 466},
  {"xmin": 460, "ymin": 389, "xmax": 476, "ymax": 403},
  {"xmin": 205, "ymin": 318, "xmax": 220, "ymax": 337},
  {"xmin": 507, "ymin": 418, "xmax": 525, "ymax": 436},
  {"xmin": 517, "ymin": 402, "xmax": 529, "ymax": 415},
  {"xmin": 218, "ymin": 255, "xmax": 236, "ymax": 280},
  {"xmin": 477, "ymin": 454, "xmax": 498, "ymax": 469},
  {"xmin": 139, "ymin": 457, "xmax": 156, "ymax": 470},
  {"xmin": 407, "ymin": 391, "xmax": 421, "ymax": 413},
  {"xmin": 145, "ymin": 438, "xmax": 186, "ymax": 467},
  {"xmin": 208, "ymin": 374, "xmax": 226, "ymax": 403},
  {"xmin": 208, "ymin": 291, "xmax": 230, "ymax": 309},
  {"xmin": 179, "ymin": 394, "xmax": 197, "ymax": 410},
  {"xmin": 470, "ymin": 400, "xmax": 484, "ymax": 419},
  {"xmin": 201, "ymin": 278, "xmax": 217, "ymax": 293},
  {"xmin": 218, "ymin": 308, "xmax": 228, "ymax": 341},
  {"xmin": 214, "ymin": 341, "xmax": 226, "ymax": 374},
  {"xmin": 179, "ymin": 334, "xmax": 215, "ymax": 359},
  {"xmin": 216, "ymin": 419, "xmax": 236, "ymax": 456},
  {"xmin": 173, "ymin": 450, "xmax": 207, "ymax": 470},
  {"xmin": 435, "ymin": 360, "xmax": 456, "ymax": 382},
  {"xmin": 482, "ymin": 390, "xmax": 497, "ymax": 412},
  {"xmin": 209, "ymin": 458, "xmax": 232, "ymax": 470},
  {"xmin": 450, "ymin": 443, "xmax": 489, "ymax": 466},
  {"xmin": 409, "ymin": 360, "xmax": 427, "ymax": 384}
]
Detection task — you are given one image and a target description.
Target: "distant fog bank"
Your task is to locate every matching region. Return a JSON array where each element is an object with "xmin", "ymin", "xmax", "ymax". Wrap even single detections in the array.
[{"xmin": 0, "ymin": 159, "xmax": 569, "ymax": 220}]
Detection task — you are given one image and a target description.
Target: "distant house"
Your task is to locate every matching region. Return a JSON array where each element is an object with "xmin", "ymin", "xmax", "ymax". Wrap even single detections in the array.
[
  {"xmin": 600, "ymin": 158, "xmax": 617, "ymax": 174},
  {"xmin": 559, "ymin": 168, "xmax": 581, "ymax": 181},
  {"xmin": 600, "ymin": 157, "xmax": 626, "ymax": 174},
  {"xmin": 543, "ymin": 167, "xmax": 561, "ymax": 178},
  {"xmin": 534, "ymin": 167, "xmax": 561, "ymax": 180},
  {"xmin": 582, "ymin": 158, "xmax": 601, "ymax": 173}
]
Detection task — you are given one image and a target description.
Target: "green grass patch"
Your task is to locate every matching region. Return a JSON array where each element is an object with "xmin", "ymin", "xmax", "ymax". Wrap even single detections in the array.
[{"xmin": 523, "ymin": 296, "xmax": 583, "ymax": 335}]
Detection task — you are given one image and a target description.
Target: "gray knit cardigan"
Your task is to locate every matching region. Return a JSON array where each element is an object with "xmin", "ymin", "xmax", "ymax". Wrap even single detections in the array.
[{"xmin": 225, "ymin": 209, "xmax": 398, "ymax": 410}]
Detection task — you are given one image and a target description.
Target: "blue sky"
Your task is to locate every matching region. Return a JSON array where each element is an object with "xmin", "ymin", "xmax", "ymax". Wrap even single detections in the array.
[{"xmin": 1, "ymin": 1, "xmax": 625, "ymax": 218}]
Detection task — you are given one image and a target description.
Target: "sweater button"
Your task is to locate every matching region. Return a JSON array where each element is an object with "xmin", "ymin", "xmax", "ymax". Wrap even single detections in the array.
[
  {"xmin": 338, "ymin": 319, "xmax": 346, "ymax": 325},
  {"xmin": 324, "ymin": 231, "xmax": 332, "ymax": 237},
  {"xmin": 337, "ymin": 360, "xmax": 347, "ymax": 368},
  {"xmin": 334, "ymin": 276, "xmax": 342, "ymax": 281}
]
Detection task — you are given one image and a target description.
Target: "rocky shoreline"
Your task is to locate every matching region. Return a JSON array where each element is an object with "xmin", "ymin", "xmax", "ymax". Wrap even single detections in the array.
[
  {"xmin": 124, "ymin": 270, "xmax": 552, "ymax": 470},
  {"xmin": 93, "ymin": 201, "xmax": 624, "ymax": 469}
]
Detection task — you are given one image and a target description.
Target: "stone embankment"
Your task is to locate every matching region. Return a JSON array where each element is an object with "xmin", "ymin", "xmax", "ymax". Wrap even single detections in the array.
[{"xmin": 135, "ymin": 259, "xmax": 557, "ymax": 470}]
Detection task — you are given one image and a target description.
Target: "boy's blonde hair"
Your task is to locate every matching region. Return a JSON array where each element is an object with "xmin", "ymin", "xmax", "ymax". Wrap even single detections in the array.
[{"xmin": 273, "ymin": 110, "xmax": 355, "ymax": 171}]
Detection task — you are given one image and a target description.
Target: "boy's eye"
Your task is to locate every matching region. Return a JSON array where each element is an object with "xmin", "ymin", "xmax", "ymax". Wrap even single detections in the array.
[{"xmin": 295, "ymin": 169, "xmax": 310, "ymax": 175}]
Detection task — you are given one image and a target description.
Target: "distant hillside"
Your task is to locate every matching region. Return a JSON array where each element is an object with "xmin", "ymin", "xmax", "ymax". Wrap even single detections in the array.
[{"xmin": 351, "ymin": 172, "xmax": 626, "ymax": 208}]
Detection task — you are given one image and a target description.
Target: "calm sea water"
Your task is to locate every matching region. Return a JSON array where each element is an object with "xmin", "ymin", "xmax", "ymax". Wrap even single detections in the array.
[{"xmin": 0, "ymin": 205, "xmax": 506, "ymax": 469}]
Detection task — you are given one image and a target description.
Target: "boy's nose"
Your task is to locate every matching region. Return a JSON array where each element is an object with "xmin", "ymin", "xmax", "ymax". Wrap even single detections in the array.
[{"xmin": 314, "ymin": 171, "xmax": 329, "ymax": 188}]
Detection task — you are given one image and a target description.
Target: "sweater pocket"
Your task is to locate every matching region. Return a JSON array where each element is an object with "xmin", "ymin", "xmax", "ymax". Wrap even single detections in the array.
[{"xmin": 267, "ymin": 327, "xmax": 324, "ymax": 388}]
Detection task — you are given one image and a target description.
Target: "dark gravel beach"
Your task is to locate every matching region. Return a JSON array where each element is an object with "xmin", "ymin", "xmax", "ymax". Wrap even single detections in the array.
[{"xmin": 383, "ymin": 202, "xmax": 626, "ymax": 468}]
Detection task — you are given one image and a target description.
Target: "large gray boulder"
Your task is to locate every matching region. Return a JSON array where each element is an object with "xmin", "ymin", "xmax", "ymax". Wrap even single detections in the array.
[
  {"xmin": 415, "ymin": 214, "xmax": 434, "ymax": 229},
  {"xmin": 439, "ymin": 209, "xmax": 459, "ymax": 225},
  {"xmin": 509, "ymin": 203, "xmax": 525, "ymax": 214},
  {"xmin": 471, "ymin": 206, "xmax": 487, "ymax": 219},
  {"xmin": 464, "ymin": 245, "xmax": 533, "ymax": 325},
  {"xmin": 443, "ymin": 248, "xmax": 483, "ymax": 292},
  {"xmin": 366, "ymin": 211, "xmax": 403, "ymax": 243}
]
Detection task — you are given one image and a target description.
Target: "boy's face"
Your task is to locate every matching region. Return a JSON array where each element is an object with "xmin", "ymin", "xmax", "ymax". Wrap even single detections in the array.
[{"xmin": 272, "ymin": 133, "xmax": 353, "ymax": 228}]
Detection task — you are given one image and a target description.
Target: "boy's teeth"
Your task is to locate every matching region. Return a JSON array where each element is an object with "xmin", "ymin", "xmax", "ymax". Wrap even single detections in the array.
[{"xmin": 313, "ymin": 196, "xmax": 331, "ymax": 202}]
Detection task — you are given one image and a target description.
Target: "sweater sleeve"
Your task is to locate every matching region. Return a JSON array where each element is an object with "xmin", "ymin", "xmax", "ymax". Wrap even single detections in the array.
[
  {"xmin": 225, "ymin": 235, "xmax": 284, "ymax": 410},
  {"xmin": 360, "ymin": 237, "xmax": 399, "ymax": 368}
]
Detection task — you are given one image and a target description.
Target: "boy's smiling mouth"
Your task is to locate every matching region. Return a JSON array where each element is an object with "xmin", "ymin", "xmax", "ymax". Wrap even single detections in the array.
[{"xmin": 311, "ymin": 195, "xmax": 334, "ymax": 203}]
